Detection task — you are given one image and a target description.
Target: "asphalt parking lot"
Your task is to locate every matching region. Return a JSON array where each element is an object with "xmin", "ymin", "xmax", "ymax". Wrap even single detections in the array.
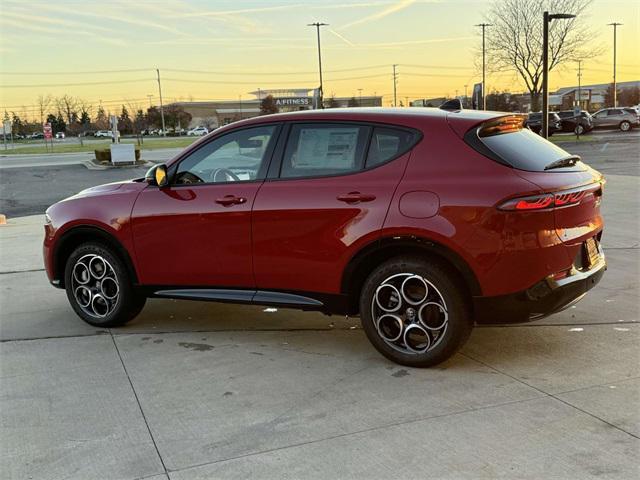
[{"xmin": 0, "ymin": 134, "xmax": 638, "ymax": 479}]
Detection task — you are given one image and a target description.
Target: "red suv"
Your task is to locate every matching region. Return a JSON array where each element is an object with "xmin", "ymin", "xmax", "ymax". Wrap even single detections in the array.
[{"xmin": 44, "ymin": 108, "xmax": 606, "ymax": 367}]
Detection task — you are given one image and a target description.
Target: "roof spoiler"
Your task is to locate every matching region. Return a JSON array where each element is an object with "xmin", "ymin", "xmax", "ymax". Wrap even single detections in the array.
[{"xmin": 439, "ymin": 98, "xmax": 463, "ymax": 111}]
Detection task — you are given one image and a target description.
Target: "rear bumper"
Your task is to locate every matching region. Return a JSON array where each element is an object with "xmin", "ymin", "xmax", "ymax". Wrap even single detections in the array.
[{"xmin": 473, "ymin": 253, "xmax": 606, "ymax": 324}]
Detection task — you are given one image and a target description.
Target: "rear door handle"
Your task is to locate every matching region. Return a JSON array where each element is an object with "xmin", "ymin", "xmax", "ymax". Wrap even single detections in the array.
[
  {"xmin": 215, "ymin": 195, "xmax": 247, "ymax": 206},
  {"xmin": 336, "ymin": 192, "xmax": 376, "ymax": 204}
]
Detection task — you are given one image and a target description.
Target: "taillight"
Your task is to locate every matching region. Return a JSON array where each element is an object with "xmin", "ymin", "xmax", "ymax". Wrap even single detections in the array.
[{"xmin": 498, "ymin": 183, "xmax": 602, "ymax": 211}]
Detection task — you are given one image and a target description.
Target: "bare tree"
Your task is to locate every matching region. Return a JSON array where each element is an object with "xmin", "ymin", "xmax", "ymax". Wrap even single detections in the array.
[
  {"xmin": 36, "ymin": 94, "xmax": 52, "ymax": 124},
  {"xmin": 482, "ymin": 0, "xmax": 600, "ymax": 110},
  {"xmin": 56, "ymin": 95, "xmax": 79, "ymax": 125}
]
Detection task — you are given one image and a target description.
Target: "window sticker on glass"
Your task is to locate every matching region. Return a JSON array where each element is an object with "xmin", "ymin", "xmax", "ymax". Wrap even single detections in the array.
[{"xmin": 295, "ymin": 128, "xmax": 360, "ymax": 170}]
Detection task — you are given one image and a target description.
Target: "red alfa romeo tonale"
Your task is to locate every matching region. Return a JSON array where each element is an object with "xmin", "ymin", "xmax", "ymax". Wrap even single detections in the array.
[{"xmin": 44, "ymin": 107, "xmax": 606, "ymax": 366}]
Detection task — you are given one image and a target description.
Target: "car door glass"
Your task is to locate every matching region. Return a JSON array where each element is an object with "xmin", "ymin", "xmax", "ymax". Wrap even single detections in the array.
[
  {"xmin": 175, "ymin": 125, "xmax": 276, "ymax": 184},
  {"xmin": 608, "ymin": 109, "xmax": 623, "ymax": 116},
  {"xmin": 281, "ymin": 124, "xmax": 369, "ymax": 178},
  {"xmin": 366, "ymin": 127, "xmax": 417, "ymax": 168}
]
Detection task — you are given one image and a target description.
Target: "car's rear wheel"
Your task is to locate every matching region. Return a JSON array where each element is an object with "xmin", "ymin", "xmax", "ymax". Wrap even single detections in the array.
[
  {"xmin": 64, "ymin": 243, "xmax": 146, "ymax": 327},
  {"xmin": 575, "ymin": 124, "xmax": 585, "ymax": 135},
  {"xmin": 620, "ymin": 121, "xmax": 631, "ymax": 132},
  {"xmin": 359, "ymin": 257, "xmax": 472, "ymax": 367}
]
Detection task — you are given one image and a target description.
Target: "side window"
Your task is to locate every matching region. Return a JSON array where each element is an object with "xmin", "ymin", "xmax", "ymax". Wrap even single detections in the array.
[
  {"xmin": 281, "ymin": 124, "xmax": 369, "ymax": 178},
  {"xmin": 174, "ymin": 125, "xmax": 277, "ymax": 185},
  {"xmin": 608, "ymin": 109, "xmax": 622, "ymax": 116},
  {"xmin": 366, "ymin": 127, "xmax": 416, "ymax": 168}
]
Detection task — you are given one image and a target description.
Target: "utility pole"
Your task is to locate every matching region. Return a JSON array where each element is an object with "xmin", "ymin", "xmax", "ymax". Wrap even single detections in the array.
[
  {"xmin": 156, "ymin": 69, "xmax": 166, "ymax": 136},
  {"xmin": 358, "ymin": 88, "xmax": 363, "ymax": 106},
  {"xmin": 576, "ymin": 60, "xmax": 582, "ymax": 110},
  {"xmin": 239, "ymin": 95, "xmax": 243, "ymax": 120},
  {"xmin": 608, "ymin": 22, "xmax": 622, "ymax": 107},
  {"xmin": 542, "ymin": 12, "xmax": 576, "ymax": 138},
  {"xmin": 308, "ymin": 22, "xmax": 328, "ymax": 109},
  {"xmin": 147, "ymin": 94, "xmax": 153, "ymax": 108},
  {"xmin": 475, "ymin": 23, "xmax": 492, "ymax": 110},
  {"xmin": 392, "ymin": 64, "xmax": 398, "ymax": 107}
]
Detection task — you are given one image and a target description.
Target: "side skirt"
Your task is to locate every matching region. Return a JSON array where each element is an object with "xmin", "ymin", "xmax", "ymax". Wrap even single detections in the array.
[{"xmin": 148, "ymin": 287, "xmax": 349, "ymax": 314}]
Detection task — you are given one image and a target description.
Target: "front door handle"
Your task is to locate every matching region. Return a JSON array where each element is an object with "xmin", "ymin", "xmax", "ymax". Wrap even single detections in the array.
[
  {"xmin": 337, "ymin": 192, "xmax": 376, "ymax": 204},
  {"xmin": 215, "ymin": 195, "xmax": 247, "ymax": 206}
]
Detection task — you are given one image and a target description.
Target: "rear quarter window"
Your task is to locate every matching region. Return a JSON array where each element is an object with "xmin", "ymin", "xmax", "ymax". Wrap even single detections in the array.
[{"xmin": 366, "ymin": 127, "xmax": 417, "ymax": 168}]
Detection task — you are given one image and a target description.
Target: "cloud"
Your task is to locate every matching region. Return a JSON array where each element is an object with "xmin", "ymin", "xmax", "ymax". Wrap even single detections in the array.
[{"xmin": 338, "ymin": 0, "xmax": 417, "ymax": 30}]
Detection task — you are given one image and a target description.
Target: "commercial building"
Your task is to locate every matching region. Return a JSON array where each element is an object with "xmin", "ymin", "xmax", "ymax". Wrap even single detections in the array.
[
  {"xmin": 549, "ymin": 80, "xmax": 640, "ymax": 111},
  {"xmin": 170, "ymin": 88, "xmax": 382, "ymax": 129}
]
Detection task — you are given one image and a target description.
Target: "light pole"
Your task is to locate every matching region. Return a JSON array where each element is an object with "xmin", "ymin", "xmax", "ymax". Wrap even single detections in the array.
[
  {"xmin": 542, "ymin": 12, "xmax": 576, "ymax": 139},
  {"xmin": 146, "ymin": 94, "xmax": 153, "ymax": 108},
  {"xmin": 156, "ymin": 68, "xmax": 167, "ymax": 137},
  {"xmin": 392, "ymin": 64, "xmax": 398, "ymax": 107},
  {"xmin": 358, "ymin": 88, "xmax": 363, "ymax": 106},
  {"xmin": 308, "ymin": 22, "xmax": 328, "ymax": 109},
  {"xmin": 576, "ymin": 60, "xmax": 582, "ymax": 110},
  {"xmin": 608, "ymin": 22, "xmax": 622, "ymax": 107},
  {"xmin": 475, "ymin": 23, "xmax": 492, "ymax": 110}
]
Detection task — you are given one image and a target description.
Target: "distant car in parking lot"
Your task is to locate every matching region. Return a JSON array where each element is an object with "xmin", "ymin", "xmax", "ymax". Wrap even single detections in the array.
[
  {"xmin": 591, "ymin": 108, "xmax": 640, "ymax": 132},
  {"xmin": 525, "ymin": 112, "xmax": 562, "ymax": 136},
  {"xmin": 187, "ymin": 126, "xmax": 209, "ymax": 136},
  {"xmin": 557, "ymin": 110, "xmax": 593, "ymax": 135},
  {"xmin": 31, "ymin": 132, "xmax": 44, "ymax": 139},
  {"xmin": 55, "ymin": 132, "xmax": 65, "ymax": 139},
  {"xmin": 95, "ymin": 130, "xmax": 114, "ymax": 138}
]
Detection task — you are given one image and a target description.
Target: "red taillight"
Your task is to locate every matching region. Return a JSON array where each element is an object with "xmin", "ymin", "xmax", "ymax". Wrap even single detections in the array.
[{"xmin": 498, "ymin": 183, "xmax": 602, "ymax": 211}]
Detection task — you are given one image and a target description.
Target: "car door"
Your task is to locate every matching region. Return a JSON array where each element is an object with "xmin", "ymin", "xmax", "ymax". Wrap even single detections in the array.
[
  {"xmin": 131, "ymin": 124, "xmax": 281, "ymax": 287},
  {"xmin": 607, "ymin": 108, "xmax": 624, "ymax": 127},
  {"xmin": 252, "ymin": 122, "xmax": 418, "ymax": 295}
]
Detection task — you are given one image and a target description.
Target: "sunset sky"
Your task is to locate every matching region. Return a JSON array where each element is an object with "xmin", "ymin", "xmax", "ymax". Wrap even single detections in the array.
[{"xmin": 1, "ymin": 0, "xmax": 638, "ymax": 119}]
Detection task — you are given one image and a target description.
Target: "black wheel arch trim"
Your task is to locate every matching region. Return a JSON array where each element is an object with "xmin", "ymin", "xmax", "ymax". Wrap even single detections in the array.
[
  {"xmin": 341, "ymin": 235, "xmax": 482, "ymax": 313},
  {"xmin": 53, "ymin": 225, "xmax": 139, "ymax": 288}
]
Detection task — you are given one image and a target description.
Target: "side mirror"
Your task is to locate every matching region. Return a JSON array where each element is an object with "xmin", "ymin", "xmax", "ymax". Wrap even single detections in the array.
[{"xmin": 145, "ymin": 164, "xmax": 169, "ymax": 187}]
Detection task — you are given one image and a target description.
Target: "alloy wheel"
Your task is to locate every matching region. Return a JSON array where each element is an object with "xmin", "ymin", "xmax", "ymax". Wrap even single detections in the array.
[
  {"xmin": 371, "ymin": 273, "xmax": 448, "ymax": 354},
  {"xmin": 71, "ymin": 254, "xmax": 120, "ymax": 318}
]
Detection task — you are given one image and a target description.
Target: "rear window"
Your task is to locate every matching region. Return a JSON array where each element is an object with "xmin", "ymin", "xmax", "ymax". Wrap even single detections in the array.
[{"xmin": 466, "ymin": 117, "xmax": 586, "ymax": 172}]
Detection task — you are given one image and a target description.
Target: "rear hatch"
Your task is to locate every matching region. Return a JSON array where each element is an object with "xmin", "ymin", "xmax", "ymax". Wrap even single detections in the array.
[{"xmin": 462, "ymin": 115, "xmax": 605, "ymax": 249}]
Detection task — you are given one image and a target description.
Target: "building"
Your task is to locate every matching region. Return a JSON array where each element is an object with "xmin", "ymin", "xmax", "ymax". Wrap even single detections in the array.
[
  {"xmin": 550, "ymin": 80, "xmax": 640, "ymax": 111},
  {"xmin": 170, "ymin": 88, "xmax": 382, "ymax": 129}
]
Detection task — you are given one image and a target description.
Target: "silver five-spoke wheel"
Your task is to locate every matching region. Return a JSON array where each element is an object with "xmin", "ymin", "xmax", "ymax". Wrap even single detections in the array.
[
  {"xmin": 371, "ymin": 273, "xmax": 448, "ymax": 355},
  {"xmin": 71, "ymin": 254, "xmax": 120, "ymax": 318}
]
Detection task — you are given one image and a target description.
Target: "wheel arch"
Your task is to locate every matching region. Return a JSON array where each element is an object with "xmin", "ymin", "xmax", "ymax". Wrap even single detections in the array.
[
  {"xmin": 341, "ymin": 236, "xmax": 481, "ymax": 315},
  {"xmin": 53, "ymin": 225, "xmax": 139, "ymax": 288}
]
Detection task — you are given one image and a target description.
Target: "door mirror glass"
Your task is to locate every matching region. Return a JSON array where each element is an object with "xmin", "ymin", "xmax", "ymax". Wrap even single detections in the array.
[{"xmin": 146, "ymin": 164, "xmax": 168, "ymax": 187}]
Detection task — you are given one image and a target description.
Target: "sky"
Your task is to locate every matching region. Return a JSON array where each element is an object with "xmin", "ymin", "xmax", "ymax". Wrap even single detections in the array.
[{"xmin": 0, "ymin": 0, "xmax": 638, "ymax": 119}]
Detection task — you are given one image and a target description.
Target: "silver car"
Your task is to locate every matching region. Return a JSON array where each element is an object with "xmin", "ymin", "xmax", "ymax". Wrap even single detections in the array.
[{"xmin": 591, "ymin": 108, "xmax": 640, "ymax": 132}]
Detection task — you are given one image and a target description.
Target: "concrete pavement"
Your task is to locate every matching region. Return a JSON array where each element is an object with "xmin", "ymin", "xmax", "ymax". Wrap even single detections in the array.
[{"xmin": 0, "ymin": 174, "xmax": 638, "ymax": 479}]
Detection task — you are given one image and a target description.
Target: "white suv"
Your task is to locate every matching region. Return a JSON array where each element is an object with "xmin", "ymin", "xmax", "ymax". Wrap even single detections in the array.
[
  {"xmin": 95, "ymin": 130, "xmax": 114, "ymax": 138},
  {"xmin": 187, "ymin": 126, "xmax": 208, "ymax": 136}
]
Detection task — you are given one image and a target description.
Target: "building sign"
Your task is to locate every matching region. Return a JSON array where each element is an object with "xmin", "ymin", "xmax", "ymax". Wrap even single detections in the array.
[{"xmin": 274, "ymin": 97, "xmax": 311, "ymax": 107}]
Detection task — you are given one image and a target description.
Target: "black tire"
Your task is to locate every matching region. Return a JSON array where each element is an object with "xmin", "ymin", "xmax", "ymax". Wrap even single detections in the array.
[
  {"xmin": 359, "ymin": 256, "xmax": 472, "ymax": 367},
  {"xmin": 575, "ymin": 124, "xmax": 585, "ymax": 135},
  {"xmin": 64, "ymin": 242, "xmax": 146, "ymax": 327},
  {"xmin": 620, "ymin": 121, "xmax": 631, "ymax": 132}
]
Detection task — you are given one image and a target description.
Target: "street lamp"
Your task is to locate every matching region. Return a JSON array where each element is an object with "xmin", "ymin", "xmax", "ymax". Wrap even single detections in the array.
[
  {"xmin": 607, "ymin": 22, "xmax": 622, "ymax": 107},
  {"xmin": 308, "ymin": 22, "xmax": 328, "ymax": 109},
  {"xmin": 541, "ymin": 12, "xmax": 576, "ymax": 138}
]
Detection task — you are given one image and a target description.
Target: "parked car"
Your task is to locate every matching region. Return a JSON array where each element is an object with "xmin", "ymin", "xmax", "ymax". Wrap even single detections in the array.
[
  {"xmin": 55, "ymin": 132, "xmax": 65, "ymax": 139},
  {"xmin": 187, "ymin": 126, "xmax": 209, "ymax": 136},
  {"xmin": 591, "ymin": 108, "xmax": 640, "ymax": 131},
  {"xmin": 525, "ymin": 112, "xmax": 562, "ymax": 136},
  {"xmin": 556, "ymin": 110, "xmax": 594, "ymax": 134},
  {"xmin": 30, "ymin": 132, "xmax": 44, "ymax": 139},
  {"xmin": 95, "ymin": 130, "xmax": 114, "ymax": 138},
  {"xmin": 44, "ymin": 108, "xmax": 606, "ymax": 367}
]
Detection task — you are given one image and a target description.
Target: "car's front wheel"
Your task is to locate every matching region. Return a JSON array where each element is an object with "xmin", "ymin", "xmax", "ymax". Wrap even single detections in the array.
[
  {"xmin": 64, "ymin": 243, "xmax": 146, "ymax": 327},
  {"xmin": 620, "ymin": 121, "xmax": 631, "ymax": 132},
  {"xmin": 575, "ymin": 124, "xmax": 585, "ymax": 135},
  {"xmin": 359, "ymin": 257, "xmax": 472, "ymax": 367}
]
